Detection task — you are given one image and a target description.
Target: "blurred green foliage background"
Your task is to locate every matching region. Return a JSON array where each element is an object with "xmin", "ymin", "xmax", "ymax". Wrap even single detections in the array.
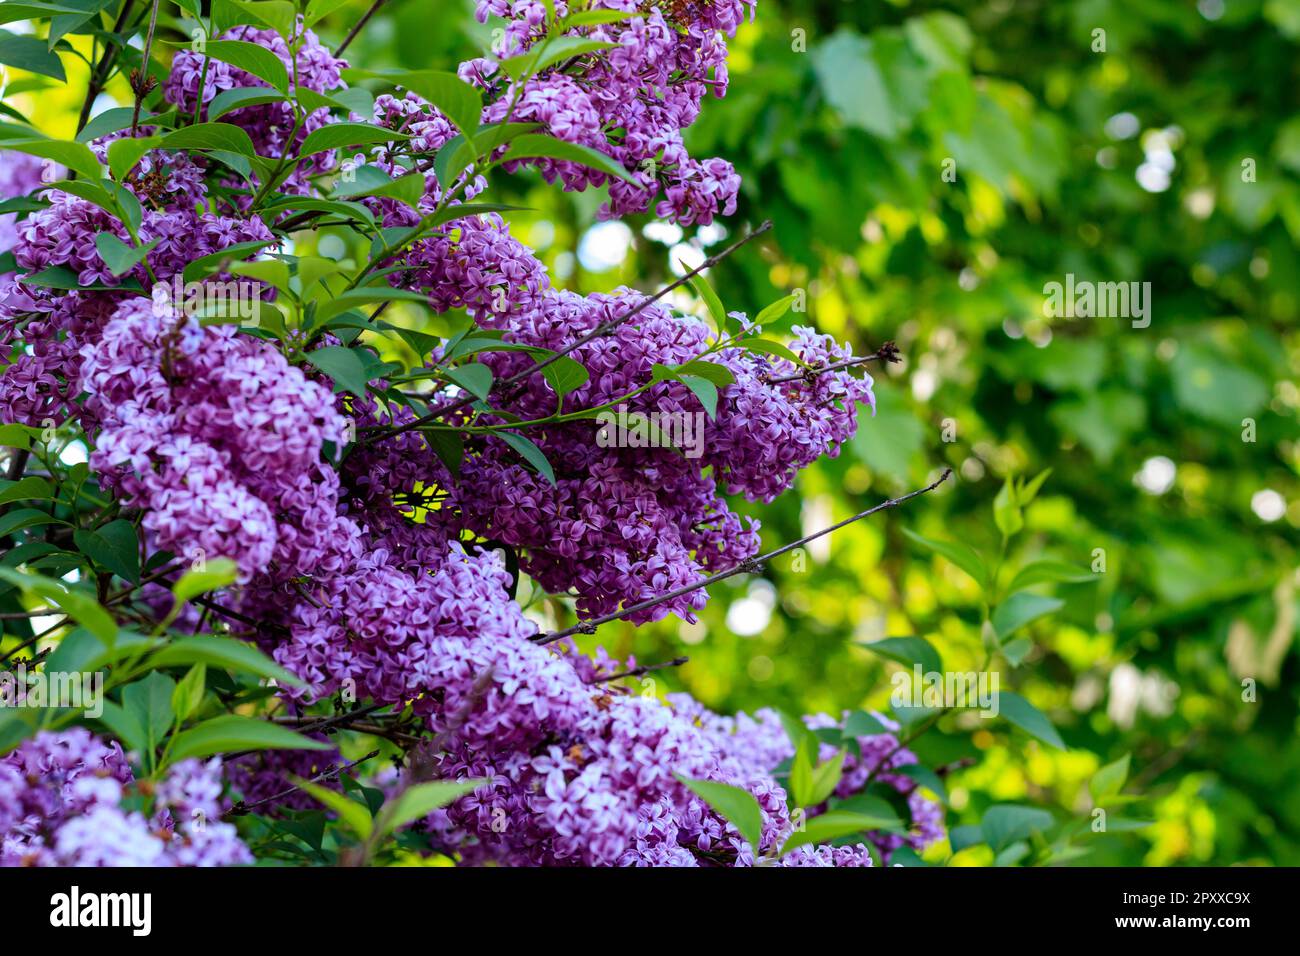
[{"xmin": 340, "ymin": 0, "xmax": 1299, "ymax": 865}]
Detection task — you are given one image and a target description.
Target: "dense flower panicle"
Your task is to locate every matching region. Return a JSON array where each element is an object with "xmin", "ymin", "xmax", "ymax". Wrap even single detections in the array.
[
  {"xmin": 0, "ymin": 730, "xmax": 249, "ymax": 866},
  {"xmin": 90, "ymin": 131, "xmax": 209, "ymax": 212},
  {"xmin": 709, "ymin": 326, "xmax": 877, "ymax": 502},
  {"xmin": 77, "ymin": 296, "xmax": 352, "ymax": 581},
  {"xmin": 469, "ymin": 0, "xmax": 751, "ymax": 223},
  {"xmin": 411, "ymin": 287, "xmax": 871, "ymax": 619},
  {"xmin": 13, "ymin": 191, "xmax": 273, "ymax": 287}
]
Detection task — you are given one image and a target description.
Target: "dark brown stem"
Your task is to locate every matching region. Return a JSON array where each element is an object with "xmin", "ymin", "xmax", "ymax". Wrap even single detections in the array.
[
  {"xmin": 762, "ymin": 341, "xmax": 901, "ymax": 385},
  {"xmin": 223, "ymin": 750, "xmax": 380, "ymax": 818},
  {"xmin": 588, "ymin": 655, "xmax": 688, "ymax": 684},
  {"xmin": 76, "ymin": 0, "xmax": 137, "ymax": 133},
  {"xmin": 335, "ymin": 0, "xmax": 389, "ymax": 57},
  {"xmin": 130, "ymin": 0, "xmax": 161, "ymax": 136},
  {"xmin": 534, "ymin": 468, "xmax": 953, "ymax": 645}
]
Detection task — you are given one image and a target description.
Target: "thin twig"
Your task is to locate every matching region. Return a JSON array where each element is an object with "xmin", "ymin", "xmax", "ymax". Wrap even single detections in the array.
[
  {"xmin": 130, "ymin": 0, "xmax": 161, "ymax": 136},
  {"xmin": 762, "ymin": 341, "xmax": 901, "ymax": 385},
  {"xmin": 863, "ymin": 708, "xmax": 947, "ymax": 788},
  {"xmin": 335, "ymin": 0, "xmax": 388, "ymax": 56},
  {"xmin": 76, "ymin": 0, "xmax": 137, "ymax": 133},
  {"xmin": 587, "ymin": 656, "xmax": 688, "ymax": 684},
  {"xmin": 223, "ymin": 749, "xmax": 380, "ymax": 818},
  {"xmin": 370, "ymin": 220, "xmax": 774, "ymax": 444},
  {"xmin": 534, "ymin": 468, "xmax": 953, "ymax": 645}
]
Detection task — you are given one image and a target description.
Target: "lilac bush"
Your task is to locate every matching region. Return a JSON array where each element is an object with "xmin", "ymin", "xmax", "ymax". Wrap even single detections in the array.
[{"xmin": 0, "ymin": 0, "xmax": 961, "ymax": 867}]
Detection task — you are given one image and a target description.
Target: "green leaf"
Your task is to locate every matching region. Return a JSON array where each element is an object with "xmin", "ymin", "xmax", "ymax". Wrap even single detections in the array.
[
  {"xmin": 0, "ymin": 30, "xmax": 65, "ymax": 80},
  {"xmin": 0, "ymin": 567, "xmax": 116, "ymax": 644},
  {"xmin": 171, "ymin": 663, "xmax": 207, "ymax": 722},
  {"xmin": 789, "ymin": 734, "xmax": 815, "ymax": 806},
  {"xmin": 992, "ymin": 592, "xmax": 1064, "ymax": 641},
  {"xmin": 1017, "ymin": 467, "xmax": 1052, "ymax": 506},
  {"xmin": 228, "ymin": 257, "xmax": 289, "ymax": 294},
  {"xmin": 673, "ymin": 359, "xmax": 735, "ymax": 388},
  {"xmin": 539, "ymin": 355, "xmax": 588, "ymax": 398},
  {"xmin": 303, "ymin": 0, "xmax": 350, "ymax": 26},
  {"xmin": 230, "ymin": 0, "xmax": 296, "ymax": 36},
  {"xmin": 0, "ymin": 423, "xmax": 32, "ymax": 450},
  {"xmin": 167, "ymin": 715, "xmax": 331, "ymax": 764},
  {"xmin": 394, "ymin": 71, "xmax": 482, "ymax": 137},
  {"xmin": 75, "ymin": 106, "xmax": 138, "ymax": 143},
  {"xmin": 0, "ymin": 475, "xmax": 53, "ymax": 505},
  {"xmin": 500, "ymin": 36, "xmax": 618, "ymax": 82},
  {"xmin": 1005, "ymin": 560, "xmax": 1094, "ymax": 593},
  {"xmin": 740, "ymin": 337, "xmax": 804, "ymax": 366},
  {"xmin": 181, "ymin": 239, "xmax": 277, "ymax": 285},
  {"xmin": 73, "ymin": 519, "xmax": 140, "ymax": 583},
  {"xmin": 208, "ymin": 86, "xmax": 287, "ymax": 122},
  {"xmin": 996, "ymin": 691, "xmax": 1065, "ymax": 750},
  {"xmin": 147, "ymin": 635, "xmax": 302, "ymax": 686},
  {"xmin": 943, "ymin": 824, "xmax": 982, "ymax": 855},
  {"xmin": 859, "ymin": 636, "xmax": 941, "ymax": 674},
  {"xmin": 833, "ymin": 793, "xmax": 905, "ymax": 829},
  {"xmin": 779, "ymin": 810, "xmax": 893, "ymax": 856},
  {"xmin": 496, "ymin": 431, "xmax": 556, "ymax": 487},
  {"xmin": 901, "ymin": 528, "xmax": 988, "ymax": 590},
  {"xmin": 676, "ymin": 775, "xmax": 765, "ymax": 852},
  {"xmin": 808, "ymin": 749, "xmax": 847, "ymax": 807},
  {"xmin": 1001, "ymin": 637, "xmax": 1032, "ymax": 667},
  {"xmin": 94, "ymin": 233, "xmax": 157, "ymax": 277},
  {"xmin": 121, "ymin": 670, "xmax": 176, "ymax": 754},
  {"xmin": 993, "ymin": 476, "xmax": 1023, "ymax": 538},
  {"xmin": 305, "ymin": 345, "xmax": 373, "ymax": 397},
  {"xmin": 1090, "ymin": 753, "xmax": 1131, "ymax": 805},
  {"xmin": 500, "ymin": 133, "xmax": 637, "ymax": 185},
  {"xmin": 376, "ymin": 780, "xmax": 483, "ymax": 837},
  {"xmin": 202, "ymin": 39, "xmax": 290, "ymax": 93},
  {"xmin": 443, "ymin": 362, "xmax": 494, "ymax": 401},
  {"xmin": 842, "ymin": 709, "xmax": 889, "ymax": 738},
  {"xmin": 4, "ymin": 137, "xmax": 99, "ymax": 179},
  {"xmin": 981, "ymin": 804, "xmax": 1054, "ymax": 852},
  {"xmin": 755, "ymin": 293, "xmax": 797, "ymax": 326},
  {"xmin": 171, "ymin": 557, "xmax": 239, "ymax": 606},
  {"xmin": 160, "ymin": 122, "xmax": 257, "ymax": 157},
  {"xmin": 685, "ymin": 267, "xmax": 727, "ymax": 328},
  {"xmin": 106, "ymin": 135, "xmax": 160, "ymax": 182},
  {"xmin": 897, "ymin": 763, "xmax": 948, "ymax": 803},
  {"xmin": 678, "ymin": 374, "xmax": 719, "ymax": 419},
  {"xmin": 299, "ymin": 122, "xmax": 409, "ymax": 158},
  {"xmin": 96, "ymin": 700, "xmax": 147, "ymax": 755},
  {"xmin": 295, "ymin": 776, "xmax": 373, "ymax": 838},
  {"xmin": 333, "ymin": 168, "xmax": 423, "ymax": 210},
  {"xmin": 562, "ymin": 8, "xmax": 642, "ymax": 27}
]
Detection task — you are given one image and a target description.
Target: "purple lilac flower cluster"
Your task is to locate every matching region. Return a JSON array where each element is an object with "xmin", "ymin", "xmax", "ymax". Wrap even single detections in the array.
[
  {"xmin": 470, "ymin": 0, "xmax": 749, "ymax": 224},
  {"xmin": 78, "ymin": 296, "xmax": 353, "ymax": 581},
  {"xmin": 0, "ymin": 729, "xmax": 249, "ymax": 866},
  {"xmin": 0, "ymin": 0, "xmax": 929, "ymax": 868}
]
